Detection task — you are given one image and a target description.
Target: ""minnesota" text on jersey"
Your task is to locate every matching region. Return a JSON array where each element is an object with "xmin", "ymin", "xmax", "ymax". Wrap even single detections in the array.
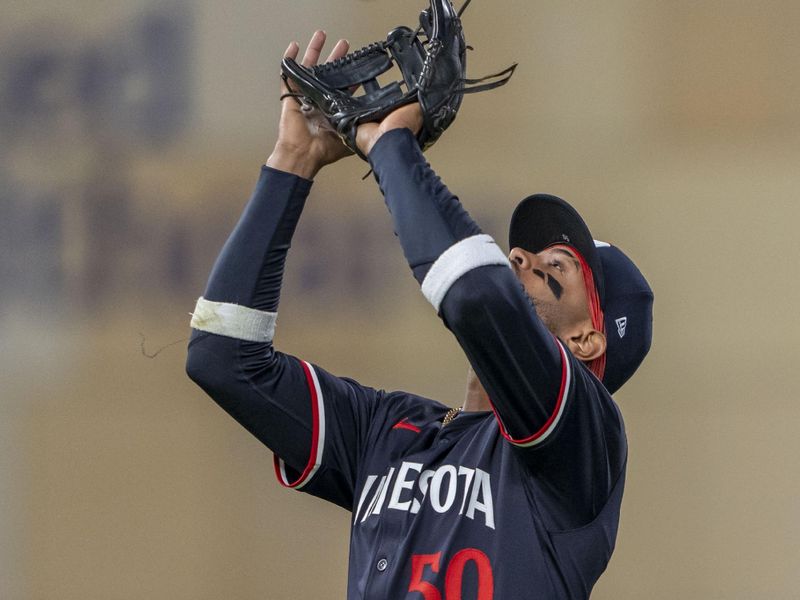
[{"xmin": 354, "ymin": 461, "xmax": 495, "ymax": 530}]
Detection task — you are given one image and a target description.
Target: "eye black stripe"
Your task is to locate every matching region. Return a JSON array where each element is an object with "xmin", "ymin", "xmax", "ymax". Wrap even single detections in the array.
[
  {"xmin": 546, "ymin": 276, "xmax": 563, "ymax": 300},
  {"xmin": 532, "ymin": 268, "xmax": 563, "ymax": 300}
]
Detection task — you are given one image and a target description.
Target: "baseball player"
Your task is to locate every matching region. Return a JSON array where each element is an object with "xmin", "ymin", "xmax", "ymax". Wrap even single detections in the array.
[{"xmin": 186, "ymin": 31, "xmax": 653, "ymax": 599}]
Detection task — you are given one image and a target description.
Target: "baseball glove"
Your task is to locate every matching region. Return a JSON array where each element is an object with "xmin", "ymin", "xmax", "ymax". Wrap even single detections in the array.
[{"xmin": 280, "ymin": 0, "xmax": 516, "ymax": 159}]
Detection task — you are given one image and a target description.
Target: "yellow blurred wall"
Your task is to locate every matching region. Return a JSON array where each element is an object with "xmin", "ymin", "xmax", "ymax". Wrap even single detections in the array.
[{"xmin": 1, "ymin": 1, "xmax": 799, "ymax": 598}]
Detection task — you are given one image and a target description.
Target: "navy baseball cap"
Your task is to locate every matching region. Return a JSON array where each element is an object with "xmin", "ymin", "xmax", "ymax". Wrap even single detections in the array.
[{"xmin": 509, "ymin": 194, "xmax": 654, "ymax": 394}]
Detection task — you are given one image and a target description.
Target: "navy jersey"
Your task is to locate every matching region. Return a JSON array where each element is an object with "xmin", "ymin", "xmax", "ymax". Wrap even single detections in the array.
[{"xmin": 187, "ymin": 130, "xmax": 627, "ymax": 599}]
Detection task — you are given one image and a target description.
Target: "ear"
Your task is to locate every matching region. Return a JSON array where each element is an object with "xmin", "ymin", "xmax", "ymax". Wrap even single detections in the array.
[{"xmin": 565, "ymin": 326, "xmax": 607, "ymax": 363}]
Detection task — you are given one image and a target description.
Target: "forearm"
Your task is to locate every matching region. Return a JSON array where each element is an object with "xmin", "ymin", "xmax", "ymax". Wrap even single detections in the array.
[
  {"xmin": 202, "ymin": 165, "xmax": 311, "ymax": 310},
  {"xmin": 368, "ymin": 128, "xmax": 482, "ymax": 282}
]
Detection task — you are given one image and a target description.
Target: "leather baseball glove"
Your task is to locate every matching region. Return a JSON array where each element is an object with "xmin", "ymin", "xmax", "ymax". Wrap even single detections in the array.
[{"xmin": 280, "ymin": 0, "xmax": 516, "ymax": 159}]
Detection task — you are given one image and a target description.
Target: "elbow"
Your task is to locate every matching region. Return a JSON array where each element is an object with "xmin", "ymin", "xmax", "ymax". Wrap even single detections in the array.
[
  {"xmin": 185, "ymin": 332, "xmax": 278, "ymax": 399},
  {"xmin": 185, "ymin": 341, "xmax": 218, "ymax": 394},
  {"xmin": 185, "ymin": 343, "xmax": 207, "ymax": 388},
  {"xmin": 184, "ymin": 333, "xmax": 237, "ymax": 397}
]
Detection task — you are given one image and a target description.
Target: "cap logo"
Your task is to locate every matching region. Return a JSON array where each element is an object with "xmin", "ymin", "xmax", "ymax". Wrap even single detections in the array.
[
  {"xmin": 615, "ymin": 317, "xmax": 627, "ymax": 338},
  {"xmin": 561, "ymin": 234, "xmax": 570, "ymax": 243}
]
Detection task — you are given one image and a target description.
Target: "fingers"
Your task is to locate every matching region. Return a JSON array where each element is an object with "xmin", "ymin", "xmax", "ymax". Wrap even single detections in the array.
[
  {"xmin": 286, "ymin": 32, "xmax": 348, "ymax": 66},
  {"xmin": 301, "ymin": 30, "xmax": 327, "ymax": 67},
  {"xmin": 282, "ymin": 32, "xmax": 347, "ymax": 98},
  {"xmin": 283, "ymin": 40, "xmax": 299, "ymax": 60},
  {"xmin": 326, "ymin": 38, "xmax": 350, "ymax": 63}
]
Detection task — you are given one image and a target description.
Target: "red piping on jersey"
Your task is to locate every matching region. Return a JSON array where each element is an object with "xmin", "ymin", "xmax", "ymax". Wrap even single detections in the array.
[
  {"xmin": 273, "ymin": 360, "xmax": 321, "ymax": 488},
  {"xmin": 491, "ymin": 340, "xmax": 570, "ymax": 445}
]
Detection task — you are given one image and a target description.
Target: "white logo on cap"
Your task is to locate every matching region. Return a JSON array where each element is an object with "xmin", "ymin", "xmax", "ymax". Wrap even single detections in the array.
[{"xmin": 615, "ymin": 317, "xmax": 627, "ymax": 338}]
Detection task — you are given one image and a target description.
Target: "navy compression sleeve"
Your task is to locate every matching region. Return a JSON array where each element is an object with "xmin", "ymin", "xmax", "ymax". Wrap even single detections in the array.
[
  {"xmin": 367, "ymin": 130, "xmax": 481, "ymax": 283},
  {"xmin": 368, "ymin": 129, "xmax": 565, "ymax": 443},
  {"xmin": 203, "ymin": 166, "xmax": 310, "ymax": 310}
]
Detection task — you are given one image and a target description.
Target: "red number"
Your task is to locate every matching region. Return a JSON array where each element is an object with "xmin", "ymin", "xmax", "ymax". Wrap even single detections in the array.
[
  {"xmin": 445, "ymin": 548, "xmax": 494, "ymax": 600},
  {"xmin": 408, "ymin": 553, "xmax": 442, "ymax": 600},
  {"xmin": 408, "ymin": 549, "xmax": 494, "ymax": 600}
]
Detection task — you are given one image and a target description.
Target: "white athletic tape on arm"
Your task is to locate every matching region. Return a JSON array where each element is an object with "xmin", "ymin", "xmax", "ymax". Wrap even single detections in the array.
[
  {"xmin": 190, "ymin": 297, "xmax": 277, "ymax": 342},
  {"xmin": 421, "ymin": 234, "xmax": 511, "ymax": 312}
]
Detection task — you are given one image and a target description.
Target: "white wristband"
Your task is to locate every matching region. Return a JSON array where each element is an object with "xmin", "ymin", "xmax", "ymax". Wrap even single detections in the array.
[
  {"xmin": 190, "ymin": 297, "xmax": 277, "ymax": 342},
  {"xmin": 420, "ymin": 234, "xmax": 510, "ymax": 312}
]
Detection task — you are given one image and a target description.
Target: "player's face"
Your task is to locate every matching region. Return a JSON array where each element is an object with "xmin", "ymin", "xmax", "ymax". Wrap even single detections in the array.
[{"xmin": 508, "ymin": 244, "xmax": 592, "ymax": 337}]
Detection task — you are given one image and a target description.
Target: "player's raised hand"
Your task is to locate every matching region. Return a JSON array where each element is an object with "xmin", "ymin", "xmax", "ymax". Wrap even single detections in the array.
[{"xmin": 268, "ymin": 31, "xmax": 352, "ymax": 179}]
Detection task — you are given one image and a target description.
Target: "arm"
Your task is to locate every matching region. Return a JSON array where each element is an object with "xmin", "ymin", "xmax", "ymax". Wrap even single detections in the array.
[
  {"xmin": 186, "ymin": 33, "xmax": 377, "ymax": 509},
  {"xmin": 362, "ymin": 124, "xmax": 564, "ymax": 442}
]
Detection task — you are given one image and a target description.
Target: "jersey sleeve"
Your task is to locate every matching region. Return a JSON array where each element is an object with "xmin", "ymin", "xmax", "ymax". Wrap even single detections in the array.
[
  {"xmin": 519, "ymin": 350, "xmax": 627, "ymax": 529},
  {"xmin": 185, "ymin": 166, "xmax": 378, "ymax": 509},
  {"xmin": 189, "ymin": 332, "xmax": 380, "ymax": 509}
]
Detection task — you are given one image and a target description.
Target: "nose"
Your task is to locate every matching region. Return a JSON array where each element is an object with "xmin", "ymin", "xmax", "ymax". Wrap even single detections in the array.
[{"xmin": 508, "ymin": 247, "xmax": 534, "ymax": 270}]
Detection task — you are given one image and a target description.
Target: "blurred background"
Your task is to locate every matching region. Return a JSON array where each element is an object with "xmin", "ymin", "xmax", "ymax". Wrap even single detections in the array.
[{"xmin": 1, "ymin": 0, "xmax": 799, "ymax": 598}]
